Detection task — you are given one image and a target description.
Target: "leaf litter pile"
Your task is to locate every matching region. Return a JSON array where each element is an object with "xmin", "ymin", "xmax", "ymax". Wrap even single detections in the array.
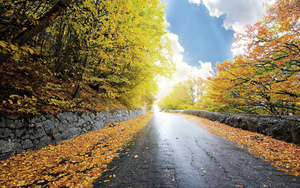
[
  {"xmin": 180, "ymin": 114, "xmax": 300, "ymax": 177},
  {"xmin": 0, "ymin": 112, "xmax": 153, "ymax": 187}
]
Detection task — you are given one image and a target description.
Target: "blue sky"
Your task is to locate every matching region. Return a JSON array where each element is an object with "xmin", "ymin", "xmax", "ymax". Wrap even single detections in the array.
[
  {"xmin": 164, "ymin": 0, "xmax": 235, "ymax": 67},
  {"xmin": 158, "ymin": 0, "xmax": 267, "ymax": 98}
]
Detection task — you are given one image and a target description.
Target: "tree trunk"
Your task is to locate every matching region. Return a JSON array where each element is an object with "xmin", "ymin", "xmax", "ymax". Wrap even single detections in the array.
[
  {"xmin": 32, "ymin": 31, "xmax": 72, "ymax": 93},
  {"xmin": 73, "ymin": 53, "xmax": 89, "ymax": 99},
  {"xmin": 0, "ymin": 0, "xmax": 73, "ymax": 65}
]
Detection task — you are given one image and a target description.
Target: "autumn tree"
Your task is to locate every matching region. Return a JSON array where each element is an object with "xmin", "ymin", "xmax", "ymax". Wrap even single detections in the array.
[
  {"xmin": 0, "ymin": 0, "xmax": 175, "ymax": 114},
  {"xmin": 158, "ymin": 76, "xmax": 205, "ymax": 110},
  {"xmin": 207, "ymin": 0, "xmax": 300, "ymax": 115},
  {"xmin": 0, "ymin": 0, "xmax": 73, "ymax": 64}
]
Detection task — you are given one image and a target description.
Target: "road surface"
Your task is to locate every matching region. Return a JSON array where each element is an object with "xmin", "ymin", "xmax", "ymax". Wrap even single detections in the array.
[{"xmin": 93, "ymin": 112, "xmax": 300, "ymax": 188}]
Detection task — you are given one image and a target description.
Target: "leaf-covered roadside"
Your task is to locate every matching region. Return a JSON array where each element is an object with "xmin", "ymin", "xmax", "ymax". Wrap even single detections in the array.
[
  {"xmin": 180, "ymin": 114, "xmax": 300, "ymax": 177},
  {"xmin": 0, "ymin": 112, "xmax": 153, "ymax": 187}
]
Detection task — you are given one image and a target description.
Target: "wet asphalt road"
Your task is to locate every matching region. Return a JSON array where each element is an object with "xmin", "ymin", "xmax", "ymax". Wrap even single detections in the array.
[{"xmin": 93, "ymin": 112, "xmax": 300, "ymax": 188}]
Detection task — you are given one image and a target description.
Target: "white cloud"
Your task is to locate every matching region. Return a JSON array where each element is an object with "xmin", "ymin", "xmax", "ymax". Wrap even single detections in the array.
[
  {"xmin": 190, "ymin": 0, "xmax": 266, "ymax": 33},
  {"xmin": 165, "ymin": 32, "xmax": 184, "ymax": 53},
  {"xmin": 157, "ymin": 32, "xmax": 214, "ymax": 98},
  {"xmin": 188, "ymin": 0, "xmax": 201, "ymax": 5},
  {"xmin": 190, "ymin": 61, "xmax": 214, "ymax": 78},
  {"xmin": 189, "ymin": 0, "xmax": 268, "ymax": 56},
  {"xmin": 202, "ymin": 0, "xmax": 266, "ymax": 33}
]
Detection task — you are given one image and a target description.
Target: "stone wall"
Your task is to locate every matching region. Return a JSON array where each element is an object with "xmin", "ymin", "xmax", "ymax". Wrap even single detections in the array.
[
  {"xmin": 166, "ymin": 110, "xmax": 300, "ymax": 145},
  {"xmin": 0, "ymin": 110, "xmax": 146, "ymax": 160}
]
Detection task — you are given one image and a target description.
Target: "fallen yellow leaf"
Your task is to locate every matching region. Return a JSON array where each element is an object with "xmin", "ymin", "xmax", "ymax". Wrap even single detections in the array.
[
  {"xmin": 180, "ymin": 114, "xmax": 300, "ymax": 177},
  {"xmin": 0, "ymin": 113, "xmax": 154, "ymax": 187}
]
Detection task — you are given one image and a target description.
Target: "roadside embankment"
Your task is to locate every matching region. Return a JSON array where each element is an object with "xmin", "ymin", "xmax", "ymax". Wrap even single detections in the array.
[
  {"xmin": 165, "ymin": 110, "xmax": 300, "ymax": 145},
  {"xmin": 0, "ymin": 110, "xmax": 146, "ymax": 160}
]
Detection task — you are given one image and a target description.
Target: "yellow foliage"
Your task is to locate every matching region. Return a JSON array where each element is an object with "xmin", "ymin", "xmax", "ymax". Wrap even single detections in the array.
[{"xmin": 0, "ymin": 0, "xmax": 175, "ymax": 114}]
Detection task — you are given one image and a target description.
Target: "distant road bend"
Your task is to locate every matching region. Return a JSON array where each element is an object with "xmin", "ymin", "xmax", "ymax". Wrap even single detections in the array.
[{"xmin": 93, "ymin": 112, "xmax": 300, "ymax": 188}]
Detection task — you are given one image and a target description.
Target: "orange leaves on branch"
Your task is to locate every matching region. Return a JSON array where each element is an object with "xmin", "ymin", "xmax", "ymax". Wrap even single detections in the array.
[{"xmin": 205, "ymin": 0, "xmax": 300, "ymax": 115}]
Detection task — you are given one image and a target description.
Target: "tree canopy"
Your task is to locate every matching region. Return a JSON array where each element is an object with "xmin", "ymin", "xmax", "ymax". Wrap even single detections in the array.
[
  {"xmin": 158, "ymin": 0, "xmax": 300, "ymax": 116},
  {"xmin": 0, "ymin": 0, "xmax": 175, "ymax": 114},
  {"xmin": 207, "ymin": 0, "xmax": 300, "ymax": 115},
  {"xmin": 158, "ymin": 76, "xmax": 205, "ymax": 111}
]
